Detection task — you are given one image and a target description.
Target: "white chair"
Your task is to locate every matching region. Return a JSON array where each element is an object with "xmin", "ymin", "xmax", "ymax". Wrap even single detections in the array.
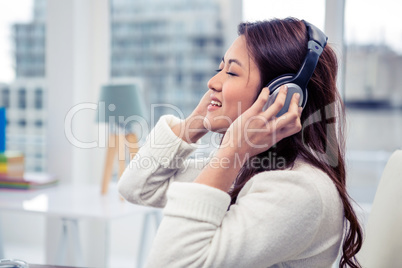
[{"xmin": 357, "ymin": 150, "xmax": 402, "ymax": 267}]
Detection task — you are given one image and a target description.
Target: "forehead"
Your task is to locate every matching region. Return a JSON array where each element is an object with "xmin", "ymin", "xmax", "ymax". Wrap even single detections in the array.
[
  {"xmin": 224, "ymin": 35, "xmax": 260, "ymax": 78},
  {"xmin": 224, "ymin": 35, "xmax": 250, "ymax": 66}
]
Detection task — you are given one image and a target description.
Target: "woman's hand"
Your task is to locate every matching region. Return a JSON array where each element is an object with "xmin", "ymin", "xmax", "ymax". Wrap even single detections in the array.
[
  {"xmin": 194, "ymin": 86, "xmax": 302, "ymax": 192},
  {"xmin": 219, "ymin": 85, "xmax": 302, "ymax": 163},
  {"xmin": 190, "ymin": 90, "xmax": 211, "ymax": 119},
  {"xmin": 172, "ymin": 90, "xmax": 211, "ymax": 143}
]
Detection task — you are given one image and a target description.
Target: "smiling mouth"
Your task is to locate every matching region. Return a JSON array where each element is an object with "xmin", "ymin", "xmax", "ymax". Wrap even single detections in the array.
[{"xmin": 210, "ymin": 100, "xmax": 222, "ymax": 107}]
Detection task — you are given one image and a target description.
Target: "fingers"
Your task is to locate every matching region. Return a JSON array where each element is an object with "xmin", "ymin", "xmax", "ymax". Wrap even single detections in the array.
[
  {"xmin": 275, "ymin": 93, "xmax": 302, "ymax": 136},
  {"xmin": 249, "ymin": 85, "xmax": 302, "ymax": 138},
  {"xmin": 288, "ymin": 91, "xmax": 301, "ymax": 115},
  {"xmin": 262, "ymin": 85, "xmax": 288, "ymax": 118},
  {"xmin": 251, "ymin": 87, "xmax": 271, "ymax": 112},
  {"xmin": 192, "ymin": 90, "xmax": 211, "ymax": 118}
]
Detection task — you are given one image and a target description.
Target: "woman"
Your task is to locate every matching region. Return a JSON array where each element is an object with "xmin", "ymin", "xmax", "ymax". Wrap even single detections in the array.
[{"xmin": 118, "ymin": 17, "xmax": 363, "ymax": 267}]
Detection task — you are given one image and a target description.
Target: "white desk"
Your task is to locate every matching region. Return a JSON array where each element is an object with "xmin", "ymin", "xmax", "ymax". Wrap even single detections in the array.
[{"xmin": 0, "ymin": 183, "xmax": 161, "ymax": 268}]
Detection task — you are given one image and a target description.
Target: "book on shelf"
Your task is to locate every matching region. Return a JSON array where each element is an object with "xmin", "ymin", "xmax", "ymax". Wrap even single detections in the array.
[
  {"xmin": 0, "ymin": 172, "xmax": 58, "ymax": 190},
  {"xmin": 0, "ymin": 151, "xmax": 25, "ymax": 178}
]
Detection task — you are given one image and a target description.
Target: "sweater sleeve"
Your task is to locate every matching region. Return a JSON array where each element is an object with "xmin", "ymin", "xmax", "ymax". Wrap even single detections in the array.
[
  {"xmin": 118, "ymin": 115, "xmax": 207, "ymax": 207},
  {"xmin": 144, "ymin": 169, "xmax": 343, "ymax": 268}
]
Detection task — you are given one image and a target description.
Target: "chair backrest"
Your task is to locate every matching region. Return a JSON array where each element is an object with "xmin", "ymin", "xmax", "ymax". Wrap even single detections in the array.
[{"xmin": 357, "ymin": 150, "xmax": 402, "ymax": 267}]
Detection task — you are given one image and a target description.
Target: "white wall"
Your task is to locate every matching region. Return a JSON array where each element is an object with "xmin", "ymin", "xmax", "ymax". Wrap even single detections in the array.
[
  {"xmin": 45, "ymin": 0, "xmax": 111, "ymax": 266},
  {"xmin": 46, "ymin": 0, "xmax": 108, "ymax": 184}
]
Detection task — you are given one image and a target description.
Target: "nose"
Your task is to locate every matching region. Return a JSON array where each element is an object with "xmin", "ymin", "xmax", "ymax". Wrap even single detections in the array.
[{"xmin": 207, "ymin": 72, "xmax": 222, "ymax": 92}]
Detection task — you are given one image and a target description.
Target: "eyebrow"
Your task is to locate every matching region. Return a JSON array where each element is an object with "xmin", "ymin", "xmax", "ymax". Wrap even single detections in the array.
[{"xmin": 222, "ymin": 57, "xmax": 243, "ymax": 67}]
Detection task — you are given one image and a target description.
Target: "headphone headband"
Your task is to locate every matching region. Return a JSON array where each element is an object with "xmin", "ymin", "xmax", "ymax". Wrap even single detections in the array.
[
  {"xmin": 304, "ymin": 20, "xmax": 327, "ymax": 49},
  {"xmin": 292, "ymin": 21, "xmax": 328, "ymax": 99}
]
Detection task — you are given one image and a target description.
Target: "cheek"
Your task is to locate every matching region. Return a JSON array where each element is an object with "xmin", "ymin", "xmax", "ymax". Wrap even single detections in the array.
[{"xmin": 223, "ymin": 87, "xmax": 258, "ymax": 115}]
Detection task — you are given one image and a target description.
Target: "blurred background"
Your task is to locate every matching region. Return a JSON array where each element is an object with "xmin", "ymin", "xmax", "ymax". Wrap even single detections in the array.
[{"xmin": 0, "ymin": 0, "xmax": 401, "ymax": 267}]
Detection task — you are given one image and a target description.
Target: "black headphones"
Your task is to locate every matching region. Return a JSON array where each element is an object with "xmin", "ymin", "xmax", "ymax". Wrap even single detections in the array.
[{"xmin": 262, "ymin": 20, "xmax": 328, "ymax": 116}]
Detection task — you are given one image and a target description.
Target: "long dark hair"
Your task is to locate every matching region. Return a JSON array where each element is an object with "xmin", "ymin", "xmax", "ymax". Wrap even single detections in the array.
[{"xmin": 230, "ymin": 18, "xmax": 363, "ymax": 268}]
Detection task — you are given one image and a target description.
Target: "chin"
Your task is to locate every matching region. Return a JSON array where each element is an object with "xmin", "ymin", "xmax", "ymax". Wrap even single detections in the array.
[{"xmin": 203, "ymin": 117, "xmax": 229, "ymax": 133}]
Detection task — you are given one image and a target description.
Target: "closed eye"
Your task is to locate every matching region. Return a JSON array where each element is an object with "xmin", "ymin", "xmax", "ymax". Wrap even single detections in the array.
[
  {"xmin": 226, "ymin": 72, "xmax": 238, "ymax": 76},
  {"xmin": 215, "ymin": 68, "xmax": 238, "ymax": 77}
]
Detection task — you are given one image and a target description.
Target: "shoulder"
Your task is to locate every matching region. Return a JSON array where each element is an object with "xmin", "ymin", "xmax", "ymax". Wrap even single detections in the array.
[{"xmin": 237, "ymin": 158, "xmax": 343, "ymax": 216}]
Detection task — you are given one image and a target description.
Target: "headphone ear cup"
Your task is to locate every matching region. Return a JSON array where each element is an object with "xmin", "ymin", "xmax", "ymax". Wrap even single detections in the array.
[
  {"xmin": 263, "ymin": 74, "xmax": 305, "ymax": 116},
  {"xmin": 267, "ymin": 74, "xmax": 295, "ymax": 92}
]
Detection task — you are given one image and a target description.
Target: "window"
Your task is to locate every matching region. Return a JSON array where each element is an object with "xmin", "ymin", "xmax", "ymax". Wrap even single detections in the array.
[
  {"xmin": 1, "ymin": 3, "xmax": 33, "ymax": 83},
  {"xmin": 176, "ymin": 73, "xmax": 182, "ymax": 84},
  {"xmin": 194, "ymin": 37, "xmax": 206, "ymax": 49},
  {"xmin": 345, "ymin": 4, "xmax": 402, "ymax": 109},
  {"xmin": 343, "ymin": 0, "xmax": 402, "ymax": 203},
  {"xmin": 18, "ymin": 88, "xmax": 27, "ymax": 109},
  {"xmin": 214, "ymin": 37, "xmax": 222, "ymax": 47},
  {"xmin": 18, "ymin": 119, "xmax": 27, "ymax": 127},
  {"xmin": 34, "ymin": 165, "xmax": 42, "ymax": 172},
  {"xmin": 192, "ymin": 73, "xmax": 203, "ymax": 82},
  {"xmin": 1, "ymin": 88, "xmax": 10, "ymax": 108},
  {"xmin": 34, "ymin": 119, "xmax": 43, "ymax": 127},
  {"xmin": 34, "ymin": 88, "xmax": 43, "ymax": 109}
]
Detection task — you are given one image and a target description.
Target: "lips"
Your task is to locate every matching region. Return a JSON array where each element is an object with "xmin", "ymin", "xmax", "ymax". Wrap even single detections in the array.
[
  {"xmin": 210, "ymin": 100, "xmax": 222, "ymax": 107},
  {"xmin": 207, "ymin": 96, "xmax": 222, "ymax": 112}
]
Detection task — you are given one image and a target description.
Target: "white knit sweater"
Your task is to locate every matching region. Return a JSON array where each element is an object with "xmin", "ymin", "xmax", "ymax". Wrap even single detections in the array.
[{"xmin": 118, "ymin": 115, "xmax": 344, "ymax": 268}]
